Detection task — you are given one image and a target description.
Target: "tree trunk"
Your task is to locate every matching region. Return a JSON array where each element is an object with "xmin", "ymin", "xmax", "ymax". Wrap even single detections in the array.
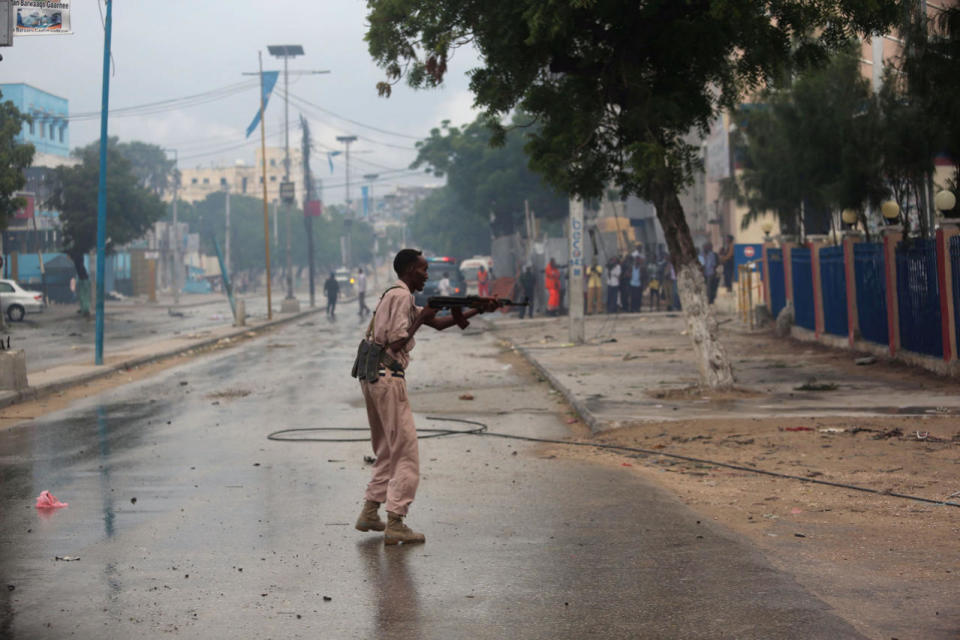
[
  {"xmin": 70, "ymin": 252, "xmax": 91, "ymax": 317},
  {"xmin": 653, "ymin": 186, "xmax": 735, "ymax": 389}
]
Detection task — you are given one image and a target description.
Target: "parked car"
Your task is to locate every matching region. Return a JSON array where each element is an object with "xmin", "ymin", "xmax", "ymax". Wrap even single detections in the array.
[
  {"xmin": 0, "ymin": 279, "xmax": 44, "ymax": 321},
  {"xmin": 413, "ymin": 256, "xmax": 467, "ymax": 307}
]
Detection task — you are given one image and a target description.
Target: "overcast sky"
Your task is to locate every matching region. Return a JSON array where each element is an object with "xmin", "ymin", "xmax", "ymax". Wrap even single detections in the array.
[{"xmin": 5, "ymin": 0, "xmax": 481, "ymax": 205}]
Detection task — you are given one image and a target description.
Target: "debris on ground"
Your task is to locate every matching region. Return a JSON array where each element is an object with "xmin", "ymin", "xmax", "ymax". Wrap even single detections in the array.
[
  {"xmin": 54, "ymin": 556, "xmax": 80, "ymax": 562},
  {"xmin": 35, "ymin": 491, "xmax": 68, "ymax": 509},
  {"xmin": 782, "ymin": 426, "xmax": 814, "ymax": 432},
  {"xmin": 855, "ymin": 356, "xmax": 877, "ymax": 365},
  {"xmin": 794, "ymin": 379, "xmax": 838, "ymax": 391},
  {"xmin": 459, "ymin": 393, "xmax": 475, "ymax": 401},
  {"xmin": 363, "ymin": 456, "xmax": 376, "ymax": 465}
]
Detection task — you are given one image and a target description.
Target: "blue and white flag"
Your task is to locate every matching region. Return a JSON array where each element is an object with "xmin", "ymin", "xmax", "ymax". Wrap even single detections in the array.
[
  {"xmin": 245, "ymin": 71, "xmax": 280, "ymax": 138},
  {"xmin": 327, "ymin": 150, "xmax": 342, "ymax": 174}
]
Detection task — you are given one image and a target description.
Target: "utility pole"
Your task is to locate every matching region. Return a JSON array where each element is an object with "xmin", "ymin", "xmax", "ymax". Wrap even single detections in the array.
[
  {"xmin": 337, "ymin": 135, "xmax": 357, "ymax": 268},
  {"xmin": 363, "ymin": 173, "xmax": 378, "ymax": 218},
  {"xmin": 224, "ymin": 184, "xmax": 231, "ymax": 280},
  {"xmin": 93, "ymin": 0, "xmax": 113, "ymax": 365},
  {"xmin": 171, "ymin": 157, "xmax": 180, "ymax": 306},
  {"xmin": 568, "ymin": 198, "xmax": 585, "ymax": 344},
  {"xmin": 301, "ymin": 115, "xmax": 317, "ymax": 307}
]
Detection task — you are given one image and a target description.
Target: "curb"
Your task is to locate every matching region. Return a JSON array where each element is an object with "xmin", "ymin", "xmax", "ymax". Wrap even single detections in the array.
[
  {"xmin": 0, "ymin": 304, "xmax": 326, "ymax": 411},
  {"xmin": 512, "ymin": 343, "xmax": 604, "ymax": 434}
]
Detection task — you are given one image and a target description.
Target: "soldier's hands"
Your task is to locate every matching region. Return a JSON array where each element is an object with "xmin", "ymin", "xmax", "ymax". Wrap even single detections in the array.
[
  {"xmin": 451, "ymin": 306, "xmax": 470, "ymax": 329},
  {"xmin": 418, "ymin": 306, "xmax": 439, "ymax": 323},
  {"xmin": 479, "ymin": 298, "xmax": 500, "ymax": 313}
]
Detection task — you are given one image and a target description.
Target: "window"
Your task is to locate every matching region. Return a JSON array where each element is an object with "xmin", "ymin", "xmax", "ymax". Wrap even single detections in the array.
[
  {"xmin": 242, "ymin": 177, "xmax": 248, "ymax": 193},
  {"xmin": 202, "ymin": 178, "xmax": 210, "ymax": 184},
  {"xmin": 270, "ymin": 175, "xmax": 277, "ymax": 182},
  {"xmin": 28, "ymin": 120, "xmax": 34, "ymax": 135},
  {"xmin": 220, "ymin": 177, "xmax": 227, "ymax": 187},
  {"xmin": 0, "ymin": 282, "xmax": 14, "ymax": 293},
  {"xmin": 49, "ymin": 123, "xmax": 55, "ymax": 140},
  {"xmin": 191, "ymin": 178, "xmax": 198, "ymax": 185},
  {"xmin": 58, "ymin": 125, "xmax": 65, "ymax": 143},
  {"xmin": 270, "ymin": 159, "xmax": 276, "ymax": 167}
]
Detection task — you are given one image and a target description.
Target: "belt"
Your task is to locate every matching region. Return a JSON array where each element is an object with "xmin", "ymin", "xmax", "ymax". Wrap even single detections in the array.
[{"xmin": 378, "ymin": 368, "xmax": 405, "ymax": 379}]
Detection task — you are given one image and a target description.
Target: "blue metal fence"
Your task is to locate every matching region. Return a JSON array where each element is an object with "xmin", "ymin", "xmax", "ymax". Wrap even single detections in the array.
[
  {"xmin": 767, "ymin": 248, "xmax": 785, "ymax": 318},
  {"xmin": 819, "ymin": 246, "xmax": 848, "ymax": 337},
  {"xmin": 853, "ymin": 243, "xmax": 888, "ymax": 346},
  {"xmin": 791, "ymin": 247, "xmax": 815, "ymax": 331},
  {"xmin": 951, "ymin": 236, "xmax": 960, "ymax": 358},
  {"xmin": 896, "ymin": 239, "xmax": 942, "ymax": 357}
]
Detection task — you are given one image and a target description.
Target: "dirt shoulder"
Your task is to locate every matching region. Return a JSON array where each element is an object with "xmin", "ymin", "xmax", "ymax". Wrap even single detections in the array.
[{"xmin": 490, "ymin": 311, "xmax": 960, "ymax": 640}]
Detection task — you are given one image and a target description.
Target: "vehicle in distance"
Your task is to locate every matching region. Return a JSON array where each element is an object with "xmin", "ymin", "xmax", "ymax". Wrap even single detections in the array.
[
  {"xmin": 414, "ymin": 256, "xmax": 466, "ymax": 307},
  {"xmin": 459, "ymin": 256, "xmax": 494, "ymax": 294},
  {"xmin": 0, "ymin": 279, "xmax": 44, "ymax": 321},
  {"xmin": 334, "ymin": 267, "xmax": 355, "ymax": 296}
]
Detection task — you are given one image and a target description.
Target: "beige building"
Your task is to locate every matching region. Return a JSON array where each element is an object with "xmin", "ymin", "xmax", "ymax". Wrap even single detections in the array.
[{"xmin": 174, "ymin": 146, "xmax": 307, "ymax": 205}]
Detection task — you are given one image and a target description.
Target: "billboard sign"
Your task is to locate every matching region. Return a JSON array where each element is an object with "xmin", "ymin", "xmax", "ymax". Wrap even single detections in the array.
[
  {"xmin": 13, "ymin": 1, "xmax": 71, "ymax": 35},
  {"xmin": 14, "ymin": 192, "xmax": 34, "ymax": 220}
]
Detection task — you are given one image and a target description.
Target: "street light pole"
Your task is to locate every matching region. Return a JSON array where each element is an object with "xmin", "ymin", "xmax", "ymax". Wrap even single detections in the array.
[
  {"xmin": 336, "ymin": 135, "xmax": 358, "ymax": 268},
  {"xmin": 93, "ymin": 0, "xmax": 114, "ymax": 366},
  {"xmin": 363, "ymin": 173, "xmax": 378, "ymax": 218}
]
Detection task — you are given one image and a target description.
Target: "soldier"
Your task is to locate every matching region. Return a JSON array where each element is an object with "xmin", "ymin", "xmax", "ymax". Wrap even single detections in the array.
[{"xmin": 355, "ymin": 249, "xmax": 498, "ymax": 544}]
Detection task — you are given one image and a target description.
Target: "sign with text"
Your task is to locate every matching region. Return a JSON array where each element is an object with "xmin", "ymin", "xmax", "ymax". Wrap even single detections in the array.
[
  {"xmin": 13, "ymin": 1, "xmax": 71, "ymax": 35},
  {"xmin": 14, "ymin": 192, "xmax": 34, "ymax": 220}
]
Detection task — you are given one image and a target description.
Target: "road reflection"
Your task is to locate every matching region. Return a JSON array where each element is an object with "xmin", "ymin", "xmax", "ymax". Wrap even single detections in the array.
[{"xmin": 357, "ymin": 536, "xmax": 422, "ymax": 634}]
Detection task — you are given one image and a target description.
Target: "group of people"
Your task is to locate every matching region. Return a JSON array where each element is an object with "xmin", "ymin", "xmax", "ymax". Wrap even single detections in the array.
[
  {"xmin": 585, "ymin": 244, "xmax": 678, "ymax": 314},
  {"xmin": 323, "ymin": 267, "xmax": 370, "ymax": 320}
]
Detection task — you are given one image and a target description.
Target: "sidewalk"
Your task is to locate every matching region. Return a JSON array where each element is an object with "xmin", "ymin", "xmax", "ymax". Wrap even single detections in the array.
[
  {"xmin": 0, "ymin": 298, "xmax": 328, "ymax": 411},
  {"xmin": 486, "ymin": 309, "xmax": 960, "ymax": 640}
]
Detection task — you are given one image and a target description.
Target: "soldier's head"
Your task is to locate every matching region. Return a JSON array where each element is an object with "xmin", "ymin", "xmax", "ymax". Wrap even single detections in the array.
[{"xmin": 394, "ymin": 248, "xmax": 428, "ymax": 291}]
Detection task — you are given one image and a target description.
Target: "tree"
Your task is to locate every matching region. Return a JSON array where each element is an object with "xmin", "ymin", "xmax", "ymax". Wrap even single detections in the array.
[
  {"xmin": 48, "ymin": 139, "xmax": 165, "ymax": 312},
  {"xmin": 115, "ymin": 141, "xmax": 175, "ymax": 197},
  {"xmin": 407, "ymin": 186, "xmax": 490, "ymax": 257},
  {"xmin": 734, "ymin": 47, "xmax": 887, "ymax": 239},
  {"xmin": 412, "ymin": 113, "xmax": 568, "ymax": 237},
  {"xmin": 366, "ymin": 0, "xmax": 901, "ymax": 388},
  {"xmin": 0, "ymin": 91, "xmax": 36, "ymax": 225}
]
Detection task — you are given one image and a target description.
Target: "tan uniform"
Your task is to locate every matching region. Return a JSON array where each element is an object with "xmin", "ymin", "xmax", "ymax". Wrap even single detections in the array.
[{"xmin": 360, "ymin": 280, "xmax": 421, "ymax": 516}]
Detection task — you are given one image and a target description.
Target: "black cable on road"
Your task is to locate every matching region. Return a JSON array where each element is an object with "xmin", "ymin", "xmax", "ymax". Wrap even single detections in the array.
[{"xmin": 266, "ymin": 417, "xmax": 960, "ymax": 509}]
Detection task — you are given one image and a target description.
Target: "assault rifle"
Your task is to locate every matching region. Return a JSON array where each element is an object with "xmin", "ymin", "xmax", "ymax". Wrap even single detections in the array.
[
  {"xmin": 427, "ymin": 295, "xmax": 529, "ymax": 310},
  {"xmin": 427, "ymin": 296, "xmax": 530, "ymax": 329}
]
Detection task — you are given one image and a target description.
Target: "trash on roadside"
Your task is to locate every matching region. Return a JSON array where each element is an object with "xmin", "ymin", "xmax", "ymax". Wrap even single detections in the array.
[
  {"xmin": 818, "ymin": 427, "xmax": 846, "ymax": 434},
  {"xmin": 458, "ymin": 393, "xmax": 475, "ymax": 401},
  {"xmin": 54, "ymin": 556, "xmax": 80, "ymax": 562},
  {"xmin": 599, "ymin": 338, "xmax": 617, "ymax": 344},
  {"xmin": 566, "ymin": 418, "xmax": 578, "ymax": 424},
  {"xmin": 35, "ymin": 491, "xmax": 68, "ymax": 509},
  {"xmin": 622, "ymin": 353, "xmax": 640, "ymax": 361},
  {"xmin": 781, "ymin": 426, "xmax": 814, "ymax": 432},
  {"xmin": 363, "ymin": 456, "xmax": 376, "ymax": 465},
  {"xmin": 854, "ymin": 356, "xmax": 877, "ymax": 365}
]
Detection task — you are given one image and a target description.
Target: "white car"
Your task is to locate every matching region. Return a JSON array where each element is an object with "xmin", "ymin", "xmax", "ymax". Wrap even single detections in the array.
[{"xmin": 0, "ymin": 279, "xmax": 44, "ymax": 321}]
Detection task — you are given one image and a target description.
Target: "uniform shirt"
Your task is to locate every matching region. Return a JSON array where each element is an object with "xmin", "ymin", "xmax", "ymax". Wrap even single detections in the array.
[
  {"xmin": 586, "ymin": 265, "xmax": 603, "ymax": 288},
  {"xmin": 438, "ymin": 277, "xmax": 452, "ymax": 296},
  {"xmin": 606, "ymin": 264, "xmax": 621, "ymax": 288},
  {"xmin": 372, "ymin": 280, "xmax": 421, "ymax": 369}
]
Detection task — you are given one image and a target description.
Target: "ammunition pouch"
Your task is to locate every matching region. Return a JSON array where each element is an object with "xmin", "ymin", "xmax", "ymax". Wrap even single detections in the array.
[{"xmin": 351, "ymin": 339, "xmax": 404, "ymax": 383}]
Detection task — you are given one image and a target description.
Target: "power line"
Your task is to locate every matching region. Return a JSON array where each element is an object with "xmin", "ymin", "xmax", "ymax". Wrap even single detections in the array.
[{"xmin": 284, "ymin": 90, "xmax": 422, "ymax": 140}]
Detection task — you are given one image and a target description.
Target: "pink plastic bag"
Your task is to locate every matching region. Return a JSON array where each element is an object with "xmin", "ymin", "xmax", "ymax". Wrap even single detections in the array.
[{"xmin": 35, "ymin": 491, "xmax": 68, "ymax": 509}]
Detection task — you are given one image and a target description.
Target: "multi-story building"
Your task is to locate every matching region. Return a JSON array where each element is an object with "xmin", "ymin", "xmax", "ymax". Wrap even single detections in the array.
[{"xmin": 175, "ymin": 146, "xmax": 306, "ymax": 205}]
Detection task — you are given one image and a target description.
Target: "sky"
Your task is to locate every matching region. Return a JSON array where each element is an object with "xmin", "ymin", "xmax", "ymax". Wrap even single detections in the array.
[{"xmin": 4, "ymin": 0, "xmax": 482, "ymax": 205}]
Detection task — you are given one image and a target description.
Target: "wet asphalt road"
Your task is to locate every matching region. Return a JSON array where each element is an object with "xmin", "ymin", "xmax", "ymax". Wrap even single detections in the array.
[{"xmin": 0, "ymin": 314, "xmax": 867, "ymax": 639}]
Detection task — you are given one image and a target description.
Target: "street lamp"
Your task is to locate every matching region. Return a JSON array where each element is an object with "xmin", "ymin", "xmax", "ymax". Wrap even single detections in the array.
[
  {"xmin": 841, "ymin": 208, "xmax": 858, "ymax": 227},
  {"xmin": 760, "ymin": 221, "xmax": 774, "ymax": 242},
  {"xmin": 880, "ymin": 200, "xmax": 900, "ymax": 224},
  {"xmin": 935, "ymin": 190, "xmax": 957, "ymax": 218}
]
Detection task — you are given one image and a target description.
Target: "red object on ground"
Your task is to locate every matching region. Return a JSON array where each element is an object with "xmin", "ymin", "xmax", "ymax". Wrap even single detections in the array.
[
  {"xmin": 783, "ymin": 426, "xmax": 814, "ymax": 432},
  {"xmin": 35, "ymin": 491, "xmax": 68, "ymax": 509}
]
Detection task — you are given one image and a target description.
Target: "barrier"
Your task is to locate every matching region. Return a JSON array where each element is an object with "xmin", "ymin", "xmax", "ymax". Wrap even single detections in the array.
[
  {"xmin": 819, "ymin": 245, "xmax": 847, "ymax": 337},
  {"xmin": 767, "ymin": 248, "xmax": 785, "ymax": 318},
  {"xmin": 791, "ymin": 246, "xmax": 815, "ymax": 331},
  {"xmin": 853, "ymin": 243, "xmax": 888, "ymax": 346},
  {"xmin": 896, "ymin": 238, "xmax": 942, "ymax": 358},
  {"xmin": 951, "ymin": 236, "xmax": 960, "ymax": 359}
]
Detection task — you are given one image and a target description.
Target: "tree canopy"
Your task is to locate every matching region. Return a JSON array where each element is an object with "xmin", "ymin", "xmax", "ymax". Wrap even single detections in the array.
[
  {"xmin": 411, "ymin": 113, "xmax": 568, "ymax": 238},
  {"xmin": 48, "ymin": 138, "xmax": 165, "ymax": 277},
  {"xmin": 0, "ymin": 91, "xmax": 36, "ymax": 226},
  {"xmin": 407, "ymin": 186, "xmax": 490, "ymax": 257}
]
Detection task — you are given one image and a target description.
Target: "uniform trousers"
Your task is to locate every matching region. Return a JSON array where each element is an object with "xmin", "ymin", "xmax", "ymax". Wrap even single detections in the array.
[{"xmin": 361, "ymin": 372, "xmax": 420, "ymax": 515}]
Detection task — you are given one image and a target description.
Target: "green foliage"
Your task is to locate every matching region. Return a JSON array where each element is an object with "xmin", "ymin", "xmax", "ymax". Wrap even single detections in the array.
[
  {"xmin": 366, "ymin": 0, "xmax": 901, "ymax": 260},
  {"xmin": 734, "ymin": 46, "xmax": 886, "ymax": 237},
  {"xmin": 173, "ymin": 194, "xmax": 374, "ymax": 274},
  {"xmin": 48, "ymin": 138, "xmax": 165, "ymax": 276},
  {"xmin": 411, "ymin": 113, "xmax": 567, "ymax": 236},
  {"xmin": 407, "ymin": 187, "xmax": 490, "ymax": 257},
  {"xmin": 0, "ymin": 92, "xmax": 36, "ymax": 226},
  {"xmin": 116, "ymin": 140, "xmax": 175, "ymax": 196}
]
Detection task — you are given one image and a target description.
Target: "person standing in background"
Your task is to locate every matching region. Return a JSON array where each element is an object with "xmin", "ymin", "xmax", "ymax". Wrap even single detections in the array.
[
  {"xmin": 477, "ymin": 265, "xmax": 490, "ymax": 297},
  {"xmin": 324, "ymin": 271, "xmax": 340, "ymax": 320},
  {"xmin": 606, "ymin": 256, "xmax": 622, "ymax": 313},
  {"xmin": 586, "ymin": 257, "xmax": 603, "ymax": 314},
  {"xmin": 545, "ymin": 258, "xmax": 561, "ymax": 316},
  {"xmin": 720, "ymin": 234, "xmax": 735, "ymax": 293}
]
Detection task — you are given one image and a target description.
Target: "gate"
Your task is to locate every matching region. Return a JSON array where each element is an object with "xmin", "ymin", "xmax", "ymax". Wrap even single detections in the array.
[
  {"xmin": 766, "ymin": 248, "xmax": 785, "ymax": 318},
  {"xmin": 896, "ymin": 238, "xmax": 942, "ymax": 357},
  {"xmin": 791, "ymin": 246, "xmax": 815, "ymax": 331},
  {"xmin": 819, "ymin": 246, "xmax": 847, "ymax": 337},
  {"xmin": 853, "ymin": 243, "xmax": 888, "ymax": 345}
]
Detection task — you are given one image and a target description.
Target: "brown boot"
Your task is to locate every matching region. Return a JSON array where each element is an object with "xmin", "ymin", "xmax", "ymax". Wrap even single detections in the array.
[
  {"xmin": 384, "ymin": 511, "xmax": 425, "ymax": 545},
  {"xmin": 355, "ymin": 500, "xmax": 386, "ymax": 532}
]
